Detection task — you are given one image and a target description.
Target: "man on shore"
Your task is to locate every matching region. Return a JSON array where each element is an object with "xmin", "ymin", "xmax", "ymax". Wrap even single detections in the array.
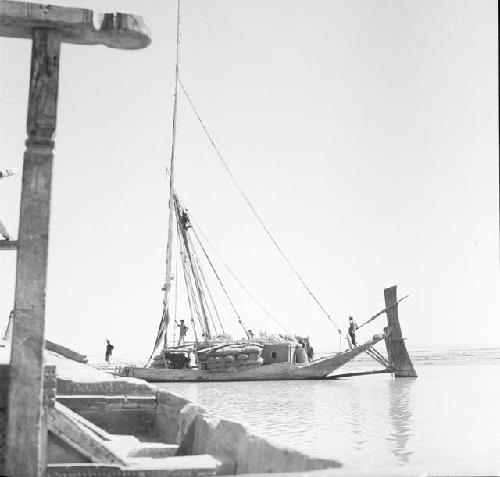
[
  {"xmin": 348, "ymin": 316, "xmax": 358, "ymax": 346},
  {"xmin": 105, "ymin": 339, "xmax": 114, "ymax": 363}
]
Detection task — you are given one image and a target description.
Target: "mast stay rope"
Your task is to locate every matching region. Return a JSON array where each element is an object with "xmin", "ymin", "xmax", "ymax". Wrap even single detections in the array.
[
  {"xmin": 172, "ymin": 189, "xmax": 292, "ymax": 335},
  {"xmin": 191, "ymin": 220, "xmax": 292, "ymax": 335},
  {"xmin": 178, "ymin": 77, "xmax": 342, "ymax": 335}
]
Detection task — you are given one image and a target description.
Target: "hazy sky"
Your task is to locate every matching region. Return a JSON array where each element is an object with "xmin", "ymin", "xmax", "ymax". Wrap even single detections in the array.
[{"xmin": 0, "ymin": 0, "xmax": 498, "ymax": 362}]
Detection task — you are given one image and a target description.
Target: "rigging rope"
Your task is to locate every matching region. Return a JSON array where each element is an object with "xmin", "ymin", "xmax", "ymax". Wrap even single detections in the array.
[
  {"xmin": 187, "ymin": 232, "xmax": 221, "ymax": 336},
  {"xmin": 357, "ymin": 295, "xmax": 409, "ymax": 330},
  {"xmin": 191, "ymin": 228, "xmax": 250, "ymax": 338},
  {"xmin": 177, "ymin": 223, "xmax": 208, "ymax": 337},
  {"xmin": 164, "ymin": 167, "xmax": 292, "ymax": 335},
  {"xmin": 178, "ymin": 77, "xmax": 342, "ymax": 335},
  {"xmin": 186, "ymin": 232, "xmax": 226, "ymax": 336},
  {"xmin": 172, "ymin": 233, "xmax": 179, "ymax": 346},
  {"xmin": 191, "ymin": 219, "xmax": 292, "ymax": 334},
  {"xmin": 175, "ymin": 199, "xmax": 212, "ymax": 338}
]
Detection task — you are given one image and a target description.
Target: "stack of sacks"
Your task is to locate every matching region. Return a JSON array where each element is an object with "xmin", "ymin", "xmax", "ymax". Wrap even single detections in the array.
[{"xmin": 197, "ymin": 343, "xmax": 263, "ymax": 373}]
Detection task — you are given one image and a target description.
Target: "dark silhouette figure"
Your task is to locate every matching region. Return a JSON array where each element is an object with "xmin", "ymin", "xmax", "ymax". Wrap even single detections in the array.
[
  {"xmin": 105, "ymin": 339, "xmax": 114, "ymax": 363},
  {"xmin": 348, "ymin": 316, "xmax": 358, "ymax": 346}
]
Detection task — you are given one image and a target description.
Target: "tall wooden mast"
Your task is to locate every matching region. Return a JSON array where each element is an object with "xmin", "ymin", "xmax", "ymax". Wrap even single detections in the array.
[{"xmin": 160, "ymin": 0, "xmax": 181, "ymax": 348}]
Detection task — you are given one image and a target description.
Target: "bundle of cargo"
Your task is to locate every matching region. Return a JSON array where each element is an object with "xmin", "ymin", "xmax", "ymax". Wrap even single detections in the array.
[
  {"xmin": 150, "ymin": 349, "xmax": 191, "ymax": 369},
  {"xmin": 196, "ymin": 343, "xmax": 263, "ymax": 373}
]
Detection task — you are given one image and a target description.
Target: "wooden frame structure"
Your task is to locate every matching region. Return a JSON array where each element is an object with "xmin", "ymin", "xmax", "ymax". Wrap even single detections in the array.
[{"xmin": 0, "ymin": 3, "xmax": 150, "ymax": 475}]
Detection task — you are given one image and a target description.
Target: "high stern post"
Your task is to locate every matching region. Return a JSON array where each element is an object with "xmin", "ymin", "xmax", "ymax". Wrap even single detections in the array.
[{"xmin": 383, "ymin": 286, "xmax": 417, "ymax": 377}]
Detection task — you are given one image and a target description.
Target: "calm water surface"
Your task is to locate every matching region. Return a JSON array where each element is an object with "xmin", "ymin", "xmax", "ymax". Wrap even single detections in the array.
[{"xmin": 158, "ymin": 346, "xmax": 500, "ymax": 474}]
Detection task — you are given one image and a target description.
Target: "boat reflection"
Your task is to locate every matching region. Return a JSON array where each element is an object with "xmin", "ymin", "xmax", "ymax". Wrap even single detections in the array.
[{"xmin": 386, "ymin": 377, "xmax": 415, "ymax": 465}]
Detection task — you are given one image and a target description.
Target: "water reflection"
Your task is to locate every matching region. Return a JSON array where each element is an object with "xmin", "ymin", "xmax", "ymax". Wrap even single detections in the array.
[
  {"xmin": 386, "ymin": 378, "xmax": 415, "ymax": 465},
  {"xmin": 160, "ymin": 358, "xmax": 500, "ymax": 472},
  {"xmin": 344, "ymin": 386, "xmax": 367, "ymax": 451}
]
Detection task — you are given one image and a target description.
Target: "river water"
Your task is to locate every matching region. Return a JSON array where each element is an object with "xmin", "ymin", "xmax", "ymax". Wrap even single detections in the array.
[{"xmin": 157, "ymin": 345, "xmax": 500, "ymax": 474}]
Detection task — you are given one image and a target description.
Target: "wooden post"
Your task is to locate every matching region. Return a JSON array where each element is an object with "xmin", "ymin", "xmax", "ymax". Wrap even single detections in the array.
[
  {"xmin": 383, "ymin": 286, "xmax": 417, "ymax": 378},
  {"xmin": 0, "ymin": 3, "xmax": 150, "ymax": 474},
  {"xmin": 5, "ymin": 28, "xmax": 61, "ymax": 477}
]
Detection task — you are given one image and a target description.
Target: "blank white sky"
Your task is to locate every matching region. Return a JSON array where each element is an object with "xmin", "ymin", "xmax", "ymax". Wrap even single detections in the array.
[{"xmin": 0, "ymin": 0, "xmax": 498, "ymax": 361}]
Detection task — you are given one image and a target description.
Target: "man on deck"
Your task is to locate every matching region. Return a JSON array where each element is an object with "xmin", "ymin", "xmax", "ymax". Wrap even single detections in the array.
[
  {"xmin": 177, "ymin": 320, "xmax": 188, "ymax": 346},
  {"xmin": 348, "ymin": 316, "xmax": 358, "ymax": 346}
]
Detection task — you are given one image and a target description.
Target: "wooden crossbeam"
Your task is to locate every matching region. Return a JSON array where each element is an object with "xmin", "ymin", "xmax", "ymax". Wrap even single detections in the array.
[
  {"xmin": 0, "ymin": 1, "xmax": 150, "ymax": 49},
  {"xmin": 0, "ymin": 240, "xmax": 18, "ymax": 250}
]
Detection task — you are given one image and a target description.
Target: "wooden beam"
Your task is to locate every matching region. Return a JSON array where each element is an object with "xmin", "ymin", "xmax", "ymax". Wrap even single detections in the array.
[
  {"xmin": 0, "ymin": 240, "xmax": 18, "ymax": 250},
  {"xmin": 327, "ymin": 369, "xmax": 392, "ymax": 379},
  {"xmin": 383, "ymin": 286, "xmax": 417, "ymax": 378},
  {"xmin": 0, "ymin": 1, "xmax": 151, "ymax": 49},
  {"xmin": 5, "ymin": 28, "xmax": 61, "ymax": 477}
]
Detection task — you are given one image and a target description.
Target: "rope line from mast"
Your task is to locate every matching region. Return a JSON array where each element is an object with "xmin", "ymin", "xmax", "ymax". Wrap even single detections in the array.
[
  {"xmin": 178, "ymin": 77, "xmax": 342, "ymax": 334},
  {"xmin": 191, "ymin": 228, "xmax": 250, "ymax": 338},
  {"xmin": 190, "ymin": 218, "xmax": 292, "ymax": 335},
  {"xmin": 164, "ymin": 168, "xmax": 292, "ymax": 335},
  {"xmin": 174, "ymin": 198, "xmax": 213, "ymax": 338},
  {"xmin": 186, "ymin": 232, "xmax": 226, "ymax": 336},
  {"xmin": 187, "ymin": 231, "xmax": 221, "ymax": 336},
  {"xmin": 177, "ymin": 222, "xmax": 209, "ymax": 338}
]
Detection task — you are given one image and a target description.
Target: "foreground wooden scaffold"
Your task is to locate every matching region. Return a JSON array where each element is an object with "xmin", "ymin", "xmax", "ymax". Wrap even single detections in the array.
[{"xmin": 0, "ymin": 2, "xmax": 150, "ymax": 475}]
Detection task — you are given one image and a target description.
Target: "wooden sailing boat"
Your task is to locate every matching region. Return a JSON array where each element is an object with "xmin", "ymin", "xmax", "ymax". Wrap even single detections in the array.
[
  {"xmin": 116, "ymin": 0, "xmax": 417, "ymax": 383},
  {"xmin": 116, "ymin": 191, "xmax": 416, "ymax": 382}
]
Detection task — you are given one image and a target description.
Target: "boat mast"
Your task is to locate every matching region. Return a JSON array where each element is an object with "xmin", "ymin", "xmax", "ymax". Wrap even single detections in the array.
[
  {"xmin": 161, "ymin": 0, "xmax": 181, "ymax": 348},
  {"xmin": 175, "ymin": 197, "xmax": 213, "ymax": 340}
]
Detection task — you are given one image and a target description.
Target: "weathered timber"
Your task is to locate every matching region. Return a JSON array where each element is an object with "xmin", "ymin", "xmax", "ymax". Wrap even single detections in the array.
[
  {"xmin": 0, "ymin": 1, "xmax": 151, "ymax": 49},
  {"xmin": 48, "ymin": 403, "xmax": 127, "ymax": 466},
  {"xmin": 46, "ymin": 456, "xmax": 219, "ymax": 477},
  {"xmin": 383, "ymin": 286, "xmax": 417, "ymax": 377},
  {"xmin": 0, "ymin": 240, "xmax": 18, "ymax": 250},
  {"xmin": 6, "ymin": 28, "xmax": 61, "ymax": 477},
  {"xmin": 2, "ymin": 4, "xmax": 150, "ymax": 475},
  {"xmin": 46, "ymin": 340, "xmax": 88, "ymax": 363}
]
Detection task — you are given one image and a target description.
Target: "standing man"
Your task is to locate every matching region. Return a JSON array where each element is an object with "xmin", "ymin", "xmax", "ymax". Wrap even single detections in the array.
[
  {"xmin": 105, "ymin": 339, "xmax": 114, "ymax": 363},
  {"xmin": 177, "ymin": 320, "xmax": 188, "ymax": 346},
  {"xmin": 0, "ymin": 168, "xmax": 17, "ymax": 240},
  {"xmin": 348, "ymin": 316, "xmax": 358, "ymax": 346}
]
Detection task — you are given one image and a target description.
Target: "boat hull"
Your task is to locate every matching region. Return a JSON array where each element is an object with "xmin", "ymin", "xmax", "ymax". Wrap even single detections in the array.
[{"xmin": 118, "ymin": 334, "xmax": 386, "ymax": 382}]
